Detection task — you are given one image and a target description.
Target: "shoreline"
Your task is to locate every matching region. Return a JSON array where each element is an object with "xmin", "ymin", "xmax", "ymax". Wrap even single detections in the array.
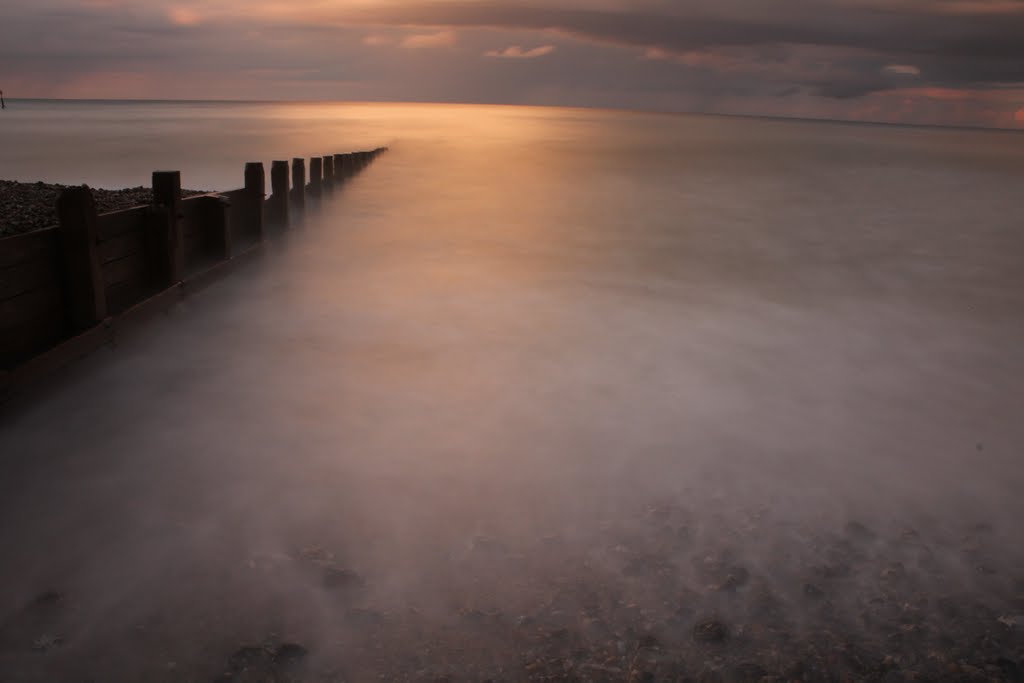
[
  {"xmin": 0, "ymin": 180, "xmax": 208, "ymax": 238},
  {"xmin": 0, "ymin": 494, "xmax": 1021, "ymax": 681}
]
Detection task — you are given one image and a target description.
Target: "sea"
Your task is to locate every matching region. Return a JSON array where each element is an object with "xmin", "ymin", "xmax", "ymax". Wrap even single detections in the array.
[{"xmin": 0, "ymin": 100, "xmax": 1023, "ymax": 679}]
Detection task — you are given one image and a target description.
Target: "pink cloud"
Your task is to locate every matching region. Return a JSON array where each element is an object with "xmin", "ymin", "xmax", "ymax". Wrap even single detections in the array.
[
  {"xmin": 485, "ymin": 45, "xmax": 556, "ymax": 59},
  {"xmin": 399, "ymin": 30, "xmax": 456, "ymax": 49}
]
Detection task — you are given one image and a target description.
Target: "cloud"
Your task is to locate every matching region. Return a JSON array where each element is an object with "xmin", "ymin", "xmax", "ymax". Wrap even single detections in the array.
[
  {"xmin": 2, "ymin": 0, "xmax": 1023, "ymax": 126},
  {"xmin": 399, "ymin": 30, "xmax": 456, "ymax": 49},
  {"xmin": 346, "ymin": 1, "xmax": 1024, "ymax": 59},
  {"xmin": 485, "ymin": 44, "xmax": 555, "ymax": 59},
  {"xmin": 883, "ymin": 64, "xmax": 922, "ymax": 77},
  {"xmin": 342, "ymin": 1, "xmax": 1024, "ymax": 94}
]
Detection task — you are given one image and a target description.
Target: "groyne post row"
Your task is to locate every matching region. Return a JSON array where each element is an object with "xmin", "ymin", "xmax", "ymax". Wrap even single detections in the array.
[{"xmin": 0, "ymin": 147, "xmax": 387, "ymax": 397}]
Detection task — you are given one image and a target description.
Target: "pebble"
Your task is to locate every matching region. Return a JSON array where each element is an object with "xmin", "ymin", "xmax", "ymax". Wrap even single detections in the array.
[
  {"xmin": 0, "ymin": 179, "xmax": 208, "ymax": 238},
  {"xmin": 693, "ymin": 618, "xmax": 730, "ymax": 642}
]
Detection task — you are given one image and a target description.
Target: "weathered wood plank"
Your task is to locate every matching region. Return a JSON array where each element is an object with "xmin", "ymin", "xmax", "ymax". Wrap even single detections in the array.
[
  {"xmin": 96, "ymin": 205, "xmax": 149, "ymax": 243},
  {"xmin": 309, "ymin": 157, "xmax": 323, "ymax": 199},
  {"xmin": 0, "ymin": 285, "xmax": 63, "ymax": 325},
  {"xmin": 0, "ymin": 313, "xmax": 65, "ymax": 366},
  {"xmin": 152, "ymin": 171, "xmax": 183, "ymax": 284},
  {"xmin": 0, "ymin": 258, "xmax": 59, "ymax": 301},
  {"xmin": 199, "ymin": 195, "xmax": 231, "ymax": 261},
  {"xmin": 56, "ymin": 187, "xmax": 107, "ymax": 332},
  {"xmin": 183, "ymin": 231, "xmax": 205, "ymax": 265},
  {"xmin": 105, "ymin": 279, "xmax": 153, "ymax": 315},
  {"xmin": 268, "ymin": 160, "xmax": 290, "ymax": 228},
  {"xmin": 102, "ymin": 251, "xmax": 148, "ymax": 288},
  {"xmin": 291, "ymin": 158, "xmax": 306, "ymax": 215},
  {"xmin": 97, "ymin": 230, "xmax": 145, "ymax": 265},
  {"xmin": 0, "ymin": 229, "xmax": 58, "ymax": 269},
  {"xmin": 223, "ymin": 188, "xmax": 253, "ymax": 242},
  {"xmin": 0, "ymin": 320, "xmax": 112, "ymax": 394},
  {"xmin": 181, "ymin": 192, "xmax": 226, "ymax": 241},
  {"xmin": 245, "ymin": 162, "xmax": 265, "ymax": 240}
]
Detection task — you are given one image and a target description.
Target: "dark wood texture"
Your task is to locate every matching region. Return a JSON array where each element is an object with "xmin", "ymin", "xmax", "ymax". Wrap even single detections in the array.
[
  {"xmin": 0, "ymin": 148, "xmax": 386, "ymax": 381},
  {"xmin": 291, "ymin": 158, "xmax": 306, "ymax": 214},
  {"xmin": 56, "ymin": 187, "xmax": 107, "ymax": 333},
  {"xmin": 244, "ymin": 162, "xmax": 265, "ymax": 241},
  {"xmin": 269, "ymin": 160, "xmax": 290, "ymax": 227},
  {"xmin": 152, "ymin": 171, "xmax": 184, "ymax": 285}
]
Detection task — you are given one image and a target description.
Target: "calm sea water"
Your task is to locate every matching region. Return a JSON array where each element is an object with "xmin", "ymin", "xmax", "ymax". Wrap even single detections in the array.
[{"xmin": 1, "ymin": 101, "xmax": 1023, "ymax": 679}]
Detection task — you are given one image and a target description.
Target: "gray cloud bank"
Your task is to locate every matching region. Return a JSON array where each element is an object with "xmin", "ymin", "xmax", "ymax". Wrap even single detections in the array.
[
  {"xmin": 350, "ymin": 0, "xmax": 1024, "ymax": 97},
  {"xmin": 1, "ymin": 0, "xmax": 1022, "ymax": 124}
]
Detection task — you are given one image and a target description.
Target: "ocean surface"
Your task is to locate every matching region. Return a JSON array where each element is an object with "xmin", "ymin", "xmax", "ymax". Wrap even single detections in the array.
[{"xmin": 1, "ymin": 101, "xmax": 1023, "ymax": 679}]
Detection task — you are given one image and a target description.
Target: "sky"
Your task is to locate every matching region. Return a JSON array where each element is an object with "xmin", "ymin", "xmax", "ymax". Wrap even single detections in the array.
[{"xmin": 2, "ymin": 0, "xmax": 1024, "ymax": 128}]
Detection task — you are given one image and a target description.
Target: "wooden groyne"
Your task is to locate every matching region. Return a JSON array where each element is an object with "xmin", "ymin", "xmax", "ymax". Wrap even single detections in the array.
[{"xmin": 0, "ymin": 148, "xmax": 387, "ymax": 402}]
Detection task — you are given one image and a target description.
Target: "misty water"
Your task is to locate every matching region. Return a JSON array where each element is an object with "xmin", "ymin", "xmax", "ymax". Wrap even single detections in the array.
[{"xmin": 1, "ymin": 102, "xmax": 1023, "ymax": 681}]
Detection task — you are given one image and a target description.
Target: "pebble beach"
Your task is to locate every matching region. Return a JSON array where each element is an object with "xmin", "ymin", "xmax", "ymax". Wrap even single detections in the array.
[
  {"xmin": 0, "ymin": 180, "xmax": 207, "ymax": 237},
  {"xmin": 0, "ymin": 498, "xmax": 1022, "ymax": 681}
]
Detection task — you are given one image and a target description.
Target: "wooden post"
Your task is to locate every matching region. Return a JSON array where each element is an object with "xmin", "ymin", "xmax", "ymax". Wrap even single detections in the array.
[
  {"xmin": 244, "ymin": 162, "xmax": 265, "ymax": 240},
  {"xmin": 269, "ymin": 160, "xmax": 289, "ymax": 227},
  {"xmin": 323, "ymin": 155, "xmax": 334, "ymax": 191},
  {"xmin": 152, "ymin": 170, "xmax": 183, "ymax": 285},
  {"xmin": 55, "ymin": 186, "xmax": 106, "ymax": 332},
  {"xmin": 291, "ymin": 158, "xmax": 306, "ymax": 215},
  {"xmin": 309, "ymin": 157, "xmax": 322, "ymax": 199},
  {"xmin": 199, "ymin": 195, "xmax": 231, "ymax": 260},
  {"xmin": 333, "ymin": 154, "xmax": 346, "ymax": 181}
]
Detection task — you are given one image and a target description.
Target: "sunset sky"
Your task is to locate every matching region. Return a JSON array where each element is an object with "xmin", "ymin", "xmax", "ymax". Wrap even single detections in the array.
[{"xmin": 2, "ymin": 0, "xmax": 1024, "ymax": 128}]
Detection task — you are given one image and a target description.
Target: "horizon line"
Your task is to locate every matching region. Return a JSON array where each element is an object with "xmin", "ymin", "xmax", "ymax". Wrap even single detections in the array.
[{"xmin": 3, "ymin": 96, "xmax": 1022, "ymax": 134}]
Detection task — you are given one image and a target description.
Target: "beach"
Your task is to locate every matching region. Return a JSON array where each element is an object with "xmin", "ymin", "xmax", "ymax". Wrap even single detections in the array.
[
  {"xmin": 0, "ymin": 180, "xmax": 208, "ymax": 237},
  {"xmin": 0, "ymin": 101, "xmax": 1022, "ymax": 681},
  {"xmin": 0, "ymin": 489, "xmax": 1020, "ymax": 681}
]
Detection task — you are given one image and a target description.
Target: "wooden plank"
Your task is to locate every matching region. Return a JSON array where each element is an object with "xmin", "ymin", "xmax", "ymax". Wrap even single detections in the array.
[
  {"xmin": 244, "ymin": 163, "xmax": 265, "ymax": 240},
  {"xmin": 291, "ymin": 158, "xmax": 306, "ymax": 214},
  {"xmin": 152, "ymin": 171, "xmax": 183, "ymax": 284},
  {"xmin": 0, "ymin": 229, "xmax": 58, "ymax": 269},
  {"xmin": 105, "ymin": 279, "xmax": 152, "ymax": 315},
  {"xmin": 0, "ymin": 258, "xmax": 59, "ymax": 301},
  {"xmin": 182, "ymin": 242, "xmax": 263, "ymax": 296},
  {"xmin": 180, "ymin": 196, "xmax": 206, "ymax": 238},
  {"xmin": 1, "ymin": 240, "xmax": 265, "ymax": 400},
  {"xmin": 223, "ymin": 188, "xmax": 253, "ymax": 242},
  {"xmin": 0, "ymin": 285, "xmax": 63, "ymax": 326},
  {"xmin": 183, "ymin": 230, "xmax": 205, "ymax": 264},
  {"xmin": 56, "ymin": 187, "xmax": 106, "ymax": 332},
  {"xmin": 97, "ymin": 230, "xmax": 145, "ymax": 265},
  {"xmin": 179, "ymin": 195, "xmax": 231, "ymax": 266},
  {"xmin": 309, "ymin": 157, "xmax": 323, "ymax": 199},
  {"xmin": 0, "ymin": 321, "xmax": 113, "ymax": 399},
  {"xmin": 102, "ymin": 251, "xmax": 147, "ymax": 289},
  {"xmin": 0, "ymin": 313, "xmax": 65, "ymax": 368},
  {"xmin": 96, "ymin": 205, "xmax": 148, "ymax": 243},
  {"xmin": 200, "ymin": 195, "xmax": 231, "ymax": 261},
  {"xmin": 114, "ymin": 283, "xmax": 182, "ymax": 329},
  {"xmin": 269, "ymin": 160, "xmax": 290, "ymax": 227}
]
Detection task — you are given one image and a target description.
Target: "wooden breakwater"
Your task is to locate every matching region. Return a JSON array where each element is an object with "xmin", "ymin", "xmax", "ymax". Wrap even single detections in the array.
[{"xmin": 0, "ymin": 148, "xmax": 387, "ymax": 402}]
